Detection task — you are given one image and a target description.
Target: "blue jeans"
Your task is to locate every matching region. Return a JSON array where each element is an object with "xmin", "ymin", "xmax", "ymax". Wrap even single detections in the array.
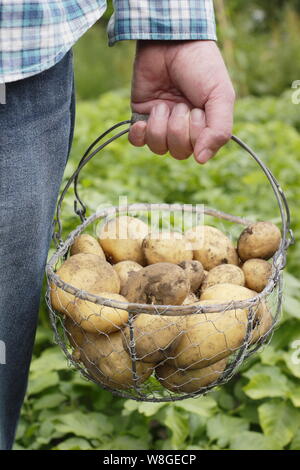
[{"xmin": 0, "ymin": 51, "xmax": 75, "ymax": 450}]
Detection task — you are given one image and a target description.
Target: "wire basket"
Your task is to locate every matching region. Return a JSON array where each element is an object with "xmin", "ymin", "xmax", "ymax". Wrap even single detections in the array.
[{"xmin": 46, "ymin": 113, "xmax": 294, "ymax": 402}]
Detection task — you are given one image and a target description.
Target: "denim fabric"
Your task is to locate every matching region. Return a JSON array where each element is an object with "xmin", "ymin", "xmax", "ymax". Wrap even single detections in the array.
[{"xmin": 0, "ymin": 50, "xmax": 75, "ymax": 450}]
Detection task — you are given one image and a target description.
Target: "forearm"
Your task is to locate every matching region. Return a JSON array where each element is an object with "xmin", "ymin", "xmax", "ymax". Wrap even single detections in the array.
[{"xmin": 108, "ymin": 0, "xmax": 217, "ymax": 45}]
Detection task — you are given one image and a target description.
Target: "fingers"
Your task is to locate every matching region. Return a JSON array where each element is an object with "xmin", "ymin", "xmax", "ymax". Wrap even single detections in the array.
[
  {"xmin": 145, "ymin": 102, "xmax": 194, "ymax": 159},
  {"xmin": 130, "ymin": 92, "xmax": 234, "ymax": 164},
  {"xmin": 128, "ymin": 120, "xmax": 147, "ymax": 147},
  {"xmin": 194, "ymin": 88, "xmax": 235, "ymax": 164},
  {"xmin": 130, "ymin": 102, "xmax": 197, "ymax": 160},
  {"xmin": 190, "ymin": 108, "xmax": 206, "ymax": 147},
  {"xmin": 166, "ymin": 103, "xmax": 193, "ymax": 160},
  {"xmin": 145, "ymin": 103, "xmax": 170, "ymax": 155}
]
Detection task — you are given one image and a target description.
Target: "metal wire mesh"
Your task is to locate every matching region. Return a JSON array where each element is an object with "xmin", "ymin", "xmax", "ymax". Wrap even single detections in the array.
[
  {"xmin": 45, "ymin": 116, "xmax": 292, "ymax": 402},
  {"xmin": 46, "ymin": 204, "xmax": 284, "ymax": 402}
]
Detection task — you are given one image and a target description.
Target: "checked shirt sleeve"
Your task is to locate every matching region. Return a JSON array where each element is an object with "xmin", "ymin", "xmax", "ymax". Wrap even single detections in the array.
[{"xmin": 107, "ymin": 0, "xmax": 217, "ymax": 45}]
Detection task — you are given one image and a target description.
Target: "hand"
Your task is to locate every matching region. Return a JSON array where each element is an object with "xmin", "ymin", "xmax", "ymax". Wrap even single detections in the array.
[{"xmin": 129, "ymin": 40, "xmax": 235, "ymax": 164}]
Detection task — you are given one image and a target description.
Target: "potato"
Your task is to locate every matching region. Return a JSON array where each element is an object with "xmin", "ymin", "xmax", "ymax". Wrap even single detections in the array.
[
  {"xmin": 142, "ymin": 231, "xmax": 193, "ymax": 265},
  {"xmin": 178, "ymin": 260, "xmax": 205, "ymax": 292},
  {"xmin": 70, "ymin": 234, "xmax": 106, "ymax": 259},
  {"xmin": 185, "ymin": 225, "xmax": 238, "ymax": 270},
  {"xmin": 95, "ymin": 331, "xmax": 154, "ymax": 389},
  {"xmin": 242, "ymin": 259, "xmax": 272, "ymax": 293},
  {"xmin": 167, "ymin": 300, "xmax": 248, "ymax": 369},
  {"xmin": 65, "ymin": 320, "xmax": 154, "ymax": 389},
  {"xmin": 123, "ymin": 313, "xmax": 184, "ymax": 363},
  {"xmin": 201, "ymin": 264, "xmax": 245, "ymax": 291},
  {"xmin": 50, "ymin": 253, "xmax": 120, "ymax": 314},
  {"xmin": 156, "ymin": 358, "xmax": 227, "ymax": 393},
  {"xmin": 182, "ymin": 293, "xmax": 199, "ymax": 305},
  {"xmin": 200, "ymin": 282, "xmax": 256, "ymax": 303},
  {"xmin": 71, "ymin": 349, "xmax": 81, "ymax": 362},
  {"xmin": 114, "ymin": 261, "xmax": 143, "ymax": 295},
  {"xmin": 200, "ymin": 282, "xmax": 265, "ymax": 324},
  {"xmin": 251, "ymin": 303, "xmax": 273, "ymax": 344},
  {"xmin": 69, "ymin": 292, "xmax": 128, "ymax": 334},
  {"xmin": 64, "ymin": 317, "xmax": 107, "ymax": 364},
  {"xmin": 98, "ymin": 216, "xmax": 149, "ymax": 265},
  {"xmin": 122, "ymin": 263, "xmax": 190, "ymax": 305},
  {"xmin": 237, "ymin": 221, "xmax": 281, "ymax": 261},
  {"xmin": 64, "ymin": 316, "xmax": 86, "ymax": 349}
]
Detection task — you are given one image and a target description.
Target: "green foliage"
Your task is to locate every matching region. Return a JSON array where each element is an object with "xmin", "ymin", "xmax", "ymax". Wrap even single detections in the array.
[
  {"xmin": 243, "ymin": 367, "xmax": 291, "ymax": 400},
  {"xmin": 258, "ymin": 400, "xmax": 300, "ymax": 447},
  {"xmin": 227, "ymin": 0, "xmax": 300, "ymax": 21},
  {"xmin": 15, "ymin": 89, "xmax": 300, "ymax": 450},
  {"xmin": 73, "ymin": 24, "xmax": 134, "ymax": 100},
  {"xmin": 207, "ymin": 415, "xmax": 249, "ymax": 448},
  {"xmin": 216, "ymin": 4, "xmax": 300, "ymax": 96},
  {"xmin": 229, "ymin": 431, "xmax": 281, "ymax": 451}
]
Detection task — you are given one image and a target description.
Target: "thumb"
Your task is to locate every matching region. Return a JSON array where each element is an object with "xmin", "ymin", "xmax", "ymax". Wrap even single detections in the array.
[{"xmin": 194, "ymin": 90, "xmax": 235, "ymax": 164}]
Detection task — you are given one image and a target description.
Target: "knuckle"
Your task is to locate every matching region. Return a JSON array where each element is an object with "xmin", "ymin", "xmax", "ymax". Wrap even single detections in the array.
[
  {"xmin": 227, "ymin": 86, "xmax": 236, "ymax": 103},
  {"xmin": 221, "ymin": 82, "xmax": 236, "ymax": 103}
]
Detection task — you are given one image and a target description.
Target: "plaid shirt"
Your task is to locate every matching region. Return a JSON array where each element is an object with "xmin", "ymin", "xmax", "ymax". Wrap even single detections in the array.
[{"xmin": 0, "ymin": 1, "xmax": 216, "ymax": 84}]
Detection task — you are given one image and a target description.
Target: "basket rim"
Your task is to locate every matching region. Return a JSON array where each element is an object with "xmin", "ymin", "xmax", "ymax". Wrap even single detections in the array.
[{"xmin": 46, "ymin": 203, "xmax": 286, "ymax": 315}]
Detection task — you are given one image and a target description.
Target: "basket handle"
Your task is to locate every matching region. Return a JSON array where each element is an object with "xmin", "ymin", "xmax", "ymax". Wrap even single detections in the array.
[{"xmin": 53, "ymin": 112, "xmax": 294, "ymax": 262}]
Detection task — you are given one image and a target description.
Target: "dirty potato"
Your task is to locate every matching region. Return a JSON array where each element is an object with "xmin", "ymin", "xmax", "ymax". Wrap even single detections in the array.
[
  {"xmin": 242, "ymin": 258, "xmax": 272, "ymax": 293},
  {"xmin": 70, "ymin": 234, "xmax": 106, "ymax": 259},
  {"xmin": 237, "ymin": 221, "xmax": 281, "ymax": 261},
  {"xmin": 114, "ymin": 260, "xmax": 143, "ymax": 295},
  {"xmin": 69, "ymin": 292, "xmax": 128, "ymax": 334},
  {"xmin": 178, "ymin": 260, "xmax": 205, "ymax": 292},
  {"xmin": 201, "ymin": 264, "xmax": 245, "ymax": 291},
  {"xmin": 156, "ymin": 358, "xmax": 227, "ymax": 393},
  {"xmin": 185, "ymin": 225, "xmax": 238, "ymax": 271},
  {"xmin": 167, "ymin": 300, "xmax": 248, "ymax": 369},
  {"xmin": 98, "ymin": 216, "xmax": 149, "ymax": 264},
  {"xmin": 182, "ymin": 292, "xmax": 199, "ymax": 305},
  {"xmin": 142, "ymin": 231, "xmax": 193, "ymax": 265},
  {"xmin": 95, "ymin": 330, "xmax": 155, "ymax": 389},
  {"xmin": 123, "ymin": 313, "xmax": 184, "ymax": 363},
  {"xmin": 122, "ymin": 263, "xmax": 190, "ymax": 306},
  {"xmin": 50, "ymin": 253, "xmax": 120, "ymax": 314}
]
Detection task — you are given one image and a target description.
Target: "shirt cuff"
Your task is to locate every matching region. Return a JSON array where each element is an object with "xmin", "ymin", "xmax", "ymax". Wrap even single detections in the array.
[{"xmin": 107, "ymin": 0, "xmax": 217, "ymax": 46}]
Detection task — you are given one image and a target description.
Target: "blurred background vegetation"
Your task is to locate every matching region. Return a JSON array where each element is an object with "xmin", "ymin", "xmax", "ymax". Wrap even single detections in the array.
[
  {"xmin": 74, "ymin": 0, "xmax": 300, "ymax": 99},
  {"xmin": 15, "ymin": 0, "xmax": 300, "ymax": 450}
]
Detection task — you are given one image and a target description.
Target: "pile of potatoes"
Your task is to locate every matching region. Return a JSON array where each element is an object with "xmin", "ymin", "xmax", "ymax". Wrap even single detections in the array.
[{"xmin": 51, "ymin": 215, "xmax": 281, "ymax": 394}]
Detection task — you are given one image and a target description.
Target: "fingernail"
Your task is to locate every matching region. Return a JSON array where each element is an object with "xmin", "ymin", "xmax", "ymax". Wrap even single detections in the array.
[
  {"xmin": 174, "ymin": 103, "xmax": 189, "ymax": 116},
  {"xmin": 191, "ymin": 108, "xmax": 204, "ymax": 124},
  {"xmin": 196, "ymin": 149, "xmax": 214, "ymax": 163},
  {"xmin": 154, "ymin": 103, "xmax": 169, "ymax": 117}
]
